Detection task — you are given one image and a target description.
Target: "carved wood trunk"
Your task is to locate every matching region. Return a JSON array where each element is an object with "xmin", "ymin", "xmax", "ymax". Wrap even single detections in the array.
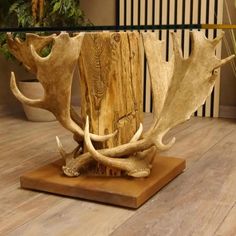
[{"xmin": 78, "ymin": 32, "xmax": 143, "ymax": 174}]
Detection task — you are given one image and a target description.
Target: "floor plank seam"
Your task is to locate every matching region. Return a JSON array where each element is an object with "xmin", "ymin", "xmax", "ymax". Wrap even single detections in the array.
[
  {"xmin": 190, "ymin": 128, "xmax": 236, "ymax": 164},
  {"xmin": 171, "ymin": 118, "xmax": 213, "ymax": 136},
  {"xmin": 0, "ymin": 192, "xmax": 43, "ymax": 219},
  {"xmin": 213, "ymin": 200, "xmax": 236, "ymax": 236},
  {"xmin": 108, "ymin": 212, "xmax": 138, "ymax": 236},
  {"xmin": 0, "ymin": 148, "xmax": 62, "ymax": 177},
  {"xmin": 2, "ymin": 197, "xmax": 65, "ymax": 235}
]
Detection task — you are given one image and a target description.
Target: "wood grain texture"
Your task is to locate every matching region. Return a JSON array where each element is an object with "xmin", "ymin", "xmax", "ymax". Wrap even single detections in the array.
[
  {"xmin": 78, "ymin": 32, "xmax": 143, "ymax": 148},
  {"xmin": 0, "ymin": 112, "xmax": 236, "ymax": 235},
  {"xmin": 20, "ymin": 156, "xmax": 185, "ymax": 209},
  {"xmin": 215, "ymin": 203, "xmax": 236, "ymax": 236}
]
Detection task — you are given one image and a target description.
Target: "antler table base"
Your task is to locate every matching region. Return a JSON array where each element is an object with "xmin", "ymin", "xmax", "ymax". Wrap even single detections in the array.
[{"xmin": 8, "ymin": 30, "xmax": 234, "ymax": 208}]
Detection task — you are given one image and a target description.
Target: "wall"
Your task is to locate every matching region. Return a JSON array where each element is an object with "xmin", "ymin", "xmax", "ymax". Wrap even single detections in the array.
[{"xmin": 80, "ymin": 0, "xmax": 116, "ymax": 26}]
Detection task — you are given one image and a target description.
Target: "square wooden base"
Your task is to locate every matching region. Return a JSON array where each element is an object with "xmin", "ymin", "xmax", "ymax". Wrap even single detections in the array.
[{"xmin": 20, "ymin": 156, "xmax": 185, "ymax": 208}]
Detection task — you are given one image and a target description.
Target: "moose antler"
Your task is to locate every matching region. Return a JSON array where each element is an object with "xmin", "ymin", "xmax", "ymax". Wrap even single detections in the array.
[
  {"xmin": 9, "ymin": 33, "xmax": 117, "ymax": 142},
  {"xmin": 58, "ymin": 31, "xmax": 234, "ymax": 177},
  {"xmin": 9, "ymin": 31, "xmax": 234, "ymax": 178},
  {"xmin": 7, "ymin": 33, "xmax": 55, "ymax": 73},
  {"xmin": 145, "ymin": 31, "xmax": 234, "ymax": 139}
]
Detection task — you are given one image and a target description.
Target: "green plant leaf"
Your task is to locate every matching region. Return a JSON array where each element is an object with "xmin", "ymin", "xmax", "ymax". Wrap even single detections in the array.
[
  {"xmin": 52, "ymin": 2, "xmax": 61, "ymax": 13},
  {"xmin": 0, "ymin": 0, "xmax": 89, "ymax": 60},
  {"xmin": 9, "ymin": 2, "xmax": 20, "ymax": 14}
]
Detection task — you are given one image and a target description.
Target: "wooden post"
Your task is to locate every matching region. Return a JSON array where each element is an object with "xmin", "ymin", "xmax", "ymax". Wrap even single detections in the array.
[{"xmin": 78, "ymin": 32, "xmax": 143, "ymax": 175}]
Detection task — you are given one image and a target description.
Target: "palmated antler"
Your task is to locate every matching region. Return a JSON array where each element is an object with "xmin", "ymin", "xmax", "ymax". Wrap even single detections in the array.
[
  {"xmin": 9, "ymin": 33, "xmax": 117, "ymax": 142},
  {"xmin": 60, "ymin": 31, "xmax": 234, "ymax": 177},
  {"xmin": 143, "ymin": 31, "xmax": 235, "ymax": 139},
  {"xmin": 7, "ymin": 33, "xmax": 55, "ymax": 73}
]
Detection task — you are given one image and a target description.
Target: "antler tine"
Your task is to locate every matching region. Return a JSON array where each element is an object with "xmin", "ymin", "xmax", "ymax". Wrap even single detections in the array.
[
  {"xmin": 30, "ymin": 44, "xmax": 51, "ymax": 62},
  {"xmin": 30, "ymin": 32, "xmax": 85, "ymax": 64},
  {"xmin": 83, "ymin": 120, "xmax": 171, "ymax": 159},
  {"xmin": 68, "ymin": 120, "xmax": 118, "ymax": 142},
  {"xmin": 211, "ymin": 32, "xmax": 225, "ymax": 48},
  {"xmin": 130, "ymin": 123, "xmax": 143, "ymax": 142},
  {"xmin": 56, "ymin": 136, "xmax": 67, "ymax": 160},
  {"xmin": 7, "ymin": 33, "xmax": 57, "ymax": 74},
  {"xmin": 171, "ymin": 32, "xmax": 184, "ymax": 60},
  {"xmin": 152, "ymin": 132, "xmax": 176, "ymax": 150},
  {"xmin": 7, "ymin": 32, "xmax": 21, "ymax": 45},
  {"xmin": 10, "ymin": 72, "xmax": 44, "ymax": 107},
  {"xmin": 83, "ymin": 116, "xmax": 153, "ymax": 177},
  {"xmin": 215, "ymin": 55, "xmax": 235, "ymax": 69},
  {"xmin": 84, "ymin": 116, "xmax": 121, "ymax": 168}
]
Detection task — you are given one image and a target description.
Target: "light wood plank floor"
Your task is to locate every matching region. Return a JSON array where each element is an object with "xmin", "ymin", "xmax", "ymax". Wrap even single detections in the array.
[{"xmin": 0, "ymin": 112, "xmax": 236, "ymax": 236}]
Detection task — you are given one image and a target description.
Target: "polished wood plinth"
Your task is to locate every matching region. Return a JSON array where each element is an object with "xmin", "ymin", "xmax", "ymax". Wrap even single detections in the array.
[{"xmin": 20, "ymin": 156, "xmax": 185, "ymax": 208}]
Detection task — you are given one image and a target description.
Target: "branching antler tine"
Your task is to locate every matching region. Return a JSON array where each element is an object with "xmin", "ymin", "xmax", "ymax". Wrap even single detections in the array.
[
  {"xmin": 56, "ymin": 136, "xmax": 67, "ymax": 160},
  {"xmin": 70, "ymin": 106, "xmax": 83, "ymax": 127},
  {"xmin": 84, "ymin": 116, "xmax": 152, "ymax": 177},
  {"xmin": 30, "ymin": 44, "xmax": 51, "ymax": 62},
  {"xmin": 84, "ymin": 121, "xmax": 173, "ymax": 158},
  {"xmin": 89, "ymin": 130, "xmax": 118, "ymax": 142},
  {"xmin": 7, "ymin": 33, "xmax": 21, "ymax": 44},
  {"xmin": 171, "ymin": 32, "xmax": 183, "ymax": 59},
  {"xmin": 136, "ymin": 146, "xmax": 156, "ymax": 161},
  {"xmin": 211, "ymin": 32, "xmax": 225, "ymax": 48},
  {"xmin": 15, "ymin": 37, "xmax": 22, "ymax": 44},
  {"xmin": 84, "ymin": 120, "xmax": 151, "ymax": 158},
  {"xmin": 84, "ymin": 116, "xmax": 129, "ymax": 170},
  {"xmin": 130, "ymin": 123, "xmax": 143, "ymax": 142},
  {"xmin": 153, "ymin": 135, "xmax": 176, "ymax": 150},
  {"xmin": 6, "ymin": 32, "xmax": 13, "ymax": 39},
  {"xmin": 215, "ymin": 55, "xmax": 236, "ymax": 69},
  {"xmin": 10, "ymin": 72, "xmax": 44, "ymax": 108},
  {"xmin": 69, "ymin": 120, "xmax": 118, "ymax": 141}
]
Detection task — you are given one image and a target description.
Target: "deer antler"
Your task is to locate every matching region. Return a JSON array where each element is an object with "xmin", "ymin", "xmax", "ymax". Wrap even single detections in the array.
[
  {"xmin": 9, "ymin": 33, "xmax": 117, "ymax": 142},
  {"xmin": 84, "ymin": 116, "xmax": 155, "ymax": 177},
  {"xmin": 60, "ymin": 31, "xmax": 234, "ymax": 177}
]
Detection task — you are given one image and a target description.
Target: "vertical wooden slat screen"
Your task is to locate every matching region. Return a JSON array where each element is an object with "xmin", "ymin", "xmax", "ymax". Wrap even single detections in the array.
[
  {"xmin": 214, "ymin": 0, "xmax": 223, "ymax": 117},
  {"xmin": 118, "ymin": 0, "xmax": 223, "ymax": 117}
]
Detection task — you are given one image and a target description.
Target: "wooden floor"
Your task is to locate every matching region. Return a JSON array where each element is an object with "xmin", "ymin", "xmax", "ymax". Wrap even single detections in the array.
[{"xmin": 0, "ymin": 111, "xmax": 236, "ymax": 236}]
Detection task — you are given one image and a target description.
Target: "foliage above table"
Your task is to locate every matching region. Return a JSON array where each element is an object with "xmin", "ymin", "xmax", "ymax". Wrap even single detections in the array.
[{"xmin": 0, "ymin": 0, "xmax": 90, "ymax": 59}]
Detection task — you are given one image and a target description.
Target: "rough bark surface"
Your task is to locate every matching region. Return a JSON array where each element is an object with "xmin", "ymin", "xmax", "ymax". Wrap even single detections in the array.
[{"xmin": 78, "ymin": 32, "xmax": 143, "ymax": 149}]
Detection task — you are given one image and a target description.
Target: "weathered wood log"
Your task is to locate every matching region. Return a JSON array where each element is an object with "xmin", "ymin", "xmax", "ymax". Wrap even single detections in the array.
[
  {"xmin": 78, "ymin": 32, "xmax": 144, "ymax": 175},
  {"xmin": 78, "ymin": 32, "xmax": 143, "ymax": 149}
]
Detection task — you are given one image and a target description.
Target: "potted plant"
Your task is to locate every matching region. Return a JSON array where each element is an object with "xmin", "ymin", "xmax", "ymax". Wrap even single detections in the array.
[{"xmin": 0, "ymin": 0, "xmax": 89, "ymax": 121}]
